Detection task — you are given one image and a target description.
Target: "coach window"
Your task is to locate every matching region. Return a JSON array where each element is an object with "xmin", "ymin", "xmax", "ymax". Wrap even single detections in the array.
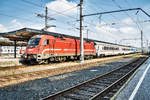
[{"xmin": 43, "ymin": 39, "xmax": 49, "ymax": 45}]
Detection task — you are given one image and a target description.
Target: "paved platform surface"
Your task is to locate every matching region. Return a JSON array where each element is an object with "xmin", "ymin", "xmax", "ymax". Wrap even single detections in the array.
[
  {"xmin": 0, "ymin": 58, "xmax": 22, "ymax": 67},
  {"xmin": 115, "ymin": 57, "xmax": 150, "ymax": 100}
]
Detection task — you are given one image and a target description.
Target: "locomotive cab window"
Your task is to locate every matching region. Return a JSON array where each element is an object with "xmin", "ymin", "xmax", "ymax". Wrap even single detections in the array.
[
  {"xmin": 43, "ymin": 39, "xmax": 49, "ymax": 45},
  {"xmin": 28, "ymin": 38, "xmax": 41, "ymax": 47}
]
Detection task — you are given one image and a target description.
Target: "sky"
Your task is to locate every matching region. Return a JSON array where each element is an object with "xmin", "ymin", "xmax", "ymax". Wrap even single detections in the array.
[{"xmin": 0, "ymin": 0, "xmax": 150, "ymax": 47}]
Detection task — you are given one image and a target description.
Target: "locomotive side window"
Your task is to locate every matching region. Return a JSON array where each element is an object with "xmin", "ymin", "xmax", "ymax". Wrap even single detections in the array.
[{"xmin": 43, "ymin": 39, "xmax": 49, "ymax": 45}]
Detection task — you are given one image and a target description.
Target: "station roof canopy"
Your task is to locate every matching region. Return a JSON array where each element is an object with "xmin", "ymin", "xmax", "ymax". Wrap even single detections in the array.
[{"xmin": 0, "ymin": 28, "xmax": 65, "ymax": 41}]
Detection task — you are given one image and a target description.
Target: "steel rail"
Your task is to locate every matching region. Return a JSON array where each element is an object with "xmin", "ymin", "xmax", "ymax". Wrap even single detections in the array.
[
  {"xmin": 42, "ymin": 57, "xmax": 148, "ymax": 100},
  {"xmin": 90, "ymin": 57, "xmax": 147, "ymax": 100}
]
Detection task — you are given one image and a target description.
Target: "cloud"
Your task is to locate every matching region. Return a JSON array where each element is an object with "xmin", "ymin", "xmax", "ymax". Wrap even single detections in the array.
[
  {"xmin": 96, "ymin": 22, "xmax": 118, "ymax": 33},
  {"xmin": 10, "ymin": 19, "xmax": 44, "ymax": 30},
  {"xmin": 0, "ymin": 24, "xmax": 8, "ymax": 32},
  {"xmin": 121, "ymin": 18, "xmax": 134, "ymax": 25},
  {"xmin": 95, "ymin": 22, "xmax": 120, "ymax": 42},
  {"xmin": 11, "ymin": 19, "xmax": 24, "ymax": 29},
  {"xmin": 95, "ymin": 21, "xmax": 141, "ymax": 46},
  {"xmin": 144, "ymin": 24, "xmax": 150, "ymax": 31},
  {"xmin": 27, "ymin": 24, "xmax": 43, "ymax": 30},
  {"xmin": 46, "ymin": 0, "xmax": 77, "ymax": 16},
  {"xmin": 47, "ymin": 27, "xmax": 56, "ymax": 32},
  {"xmin": 119, "ymin": 27, "xmax": 137, "ymax": 34}
]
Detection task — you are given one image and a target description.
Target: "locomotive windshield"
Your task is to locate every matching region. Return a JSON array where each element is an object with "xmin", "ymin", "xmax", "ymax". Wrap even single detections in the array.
[{"xmin": 28, "ymin": 38, "xmax": 41, "ymax": 47}]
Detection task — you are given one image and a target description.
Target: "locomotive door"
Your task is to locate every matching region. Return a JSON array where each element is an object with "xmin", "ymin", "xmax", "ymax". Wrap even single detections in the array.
[
  {"xmin": 52, "ymin": 40, "xmax": 56, "ymax": 55},
  {"xmin": 42, "ymin": 39, "xmax": 51, "ymax": 57}
]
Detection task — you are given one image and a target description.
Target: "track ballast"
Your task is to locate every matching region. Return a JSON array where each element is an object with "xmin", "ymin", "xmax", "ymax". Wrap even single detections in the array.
[{"xmin": 42, "ymin": 57, "xmax": 148, "ymax": 100}]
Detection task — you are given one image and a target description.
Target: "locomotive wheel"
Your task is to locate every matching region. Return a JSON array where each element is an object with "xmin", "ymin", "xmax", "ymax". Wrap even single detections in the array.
[
  {"xmin": 55, "ymin": 57, "xmax": 60, "ymax": 62},
  {"xmin": 58, "ymin": 57, "xmax": 66, "ymax": 62},
  {"xmin": 59, "ymin": 57, "xmax": 63, "ymax": 62},
  {"xmin": 63, "ymin": 57, "xmax": 67, "ymax": 62},
  {"xmin": 61, "ymin": 57, "xmax": 66, "ymax": 62},
  {"xmin": 49, "ymin": 57, "xmax": 55, "ymax": 62},
  {"xmin": 43, "ymin": 59, "xmax": 49, "ymax": 64},
  {"xmin": 37, "ymin": 60, "xmax": 45, "ymax": 64}
]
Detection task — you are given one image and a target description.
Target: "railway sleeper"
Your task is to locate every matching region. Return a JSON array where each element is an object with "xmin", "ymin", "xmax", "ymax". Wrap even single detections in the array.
[
  {"xmin": 111, "ymin": 88, "xmax": 119, "ymax": 92},
  {"xmin": 110, "ymin": 74, "xmax": 124, "ymax": 78},
  {"xmin": 87, "ymin": 84, "xmax": 105, "ymax": 90},
  {"xmin": 73, "ymin": 91, "xmax": 93, "ymax": 98},
  {"xmin": 93, "ymin": 83, "xmax": 110, "ymax": 87},
  {"xmin": 111, "ymin": 72, "xmax": 124, "ymax": 76},
  {"xmin": 92, "ymin": 82, "xmax": 108, "ymax": 88},
  {"xmin": 79, "ymin": 87, "xmax": 99, "ymax": 93},
  {"xmin": 107, "ymin": 92, "xmax": 115, "ymax": 97},
  {"xmin": 83, "ymin": 86, "xmax": 102, "ymax": 93},
  {"xmin": 102, "ymin": 92, "xmax": 116, "ymax": 100},
  {"xmin": 63, "ymin": 93, "xmax": 90, "ymax": 100},
  {"xmin": 117, "ymin": 69, "xmax": 130, "ymax": 73},
  {"xmin": 106, "ymin": 77, "xmax": 120, "ymax": 81},
  {"xmin": 55, "ymin": 97, "xmax": 73, "ymax": 100},
  {"xmin": 102, "ymin": 96, "xmax": 112, "ymax": 100},
  {"xmin": 98, "ymin": 78, "xmax": 119, "ymax": 82},
  {"xmin": 96, "ymin": 80, "xmax": 113, "ymax": 85},
  {"xmin": 74, "ymin": 90, "xmax": 96, "ymax": 97}
]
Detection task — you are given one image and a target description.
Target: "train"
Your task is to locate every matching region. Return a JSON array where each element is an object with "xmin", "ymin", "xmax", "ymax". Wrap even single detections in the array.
[{"xmin": 21, "ymin": 34, "xmax": 137, "ymax": 64}]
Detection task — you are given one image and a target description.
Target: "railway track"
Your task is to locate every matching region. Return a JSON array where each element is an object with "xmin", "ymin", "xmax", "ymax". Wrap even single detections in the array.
[
  {"xmin": 42, "ymin": 57, "xmax": 148, "ymax": 100},
  {"xmin": 0, "ymin": 55, "xmax": 135, "ymax": 87}
]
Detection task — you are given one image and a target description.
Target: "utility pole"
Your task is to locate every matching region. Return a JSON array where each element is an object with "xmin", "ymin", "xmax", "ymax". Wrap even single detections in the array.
[
  {"xmin": 36, "ymin": 6, "xmax": 56, "ymax": 31},
  {"xmin": 80, "ymin": 0, "xmax": 84, "ymax": 63},
  {"xmin": 146, "ymin": 40, "xmax": 149, "ymax": 54},
  {"xmin": 147, "ymin": 40, "xmax": 148, "ymax": 48},
  {"xmin": 87, "ymin": 29, "xmax": 89, "ymax": 40},
  {"xmin": 141, "ymin": 30, "xmax": 143, "ymax": 54},
  {"xmin": 45, "ymin": 7, "xmax": 48, "ymax": 29}
]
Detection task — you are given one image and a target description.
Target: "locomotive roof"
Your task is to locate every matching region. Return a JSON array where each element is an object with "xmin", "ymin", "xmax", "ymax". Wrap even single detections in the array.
[{"xmin": 0, "ymin": 28, "xmax": 135, "ymax": 48}]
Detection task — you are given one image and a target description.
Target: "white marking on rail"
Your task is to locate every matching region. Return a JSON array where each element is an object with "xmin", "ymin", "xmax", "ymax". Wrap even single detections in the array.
[{"xmin": 129, "ymin": 61, "xmax": 150, "ymax": 100}]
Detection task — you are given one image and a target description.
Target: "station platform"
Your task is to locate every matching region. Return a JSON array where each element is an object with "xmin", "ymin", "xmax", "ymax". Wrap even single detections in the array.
[
  {"xmin": 0, "ymin": 58, "xmax": 22, "ymax": 67},
  {"xmin": 115, "ymin": 57, "xmax": 150, "ymax": 100}
]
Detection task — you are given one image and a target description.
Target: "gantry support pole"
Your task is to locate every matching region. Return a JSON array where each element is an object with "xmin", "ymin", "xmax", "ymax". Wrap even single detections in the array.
[
  {"xmin": 141, "ymin": 30, "xmax": 143, "ymax": 54},
  {"xmin": 80, "ymin": 0, "xmax": 84, "ymax": 63}
]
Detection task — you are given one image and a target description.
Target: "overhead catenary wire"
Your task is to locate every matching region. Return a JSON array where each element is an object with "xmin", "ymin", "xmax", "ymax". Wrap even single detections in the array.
[
  {"xmin": 83, "ymin": 0, "xmax": 150, "ymax": 47},
  {"xmin": 21, "ymin": 0, "xmax": 79, "ymax": 20},
  {"xmin": 112, "ymin": 0, "xmax": 142, "ymax": 31},
  {"xmin": 21, "ymin": 0, "xmax": 118, "ymax": 40},
  {"xmin": 81, "ymin": 2, "xmax": 121, "ymax": 38},
  {"xmin": 0, "ymin": 13, "xmax": 41, "ymax": 24},
  {"xmin": 84, "ymin": 1, "xmax": 128, "ymax": 38},
  {"xmin": 20, "ymin": 0, "xmax": 82, "ymax": 34},
  {"xmin": 11, "ymin": 0, "xmax": 149, "ymax": 47},
  {"xmin": 21, "ymin": 0, "xmax": 82, "ymax": 31}
]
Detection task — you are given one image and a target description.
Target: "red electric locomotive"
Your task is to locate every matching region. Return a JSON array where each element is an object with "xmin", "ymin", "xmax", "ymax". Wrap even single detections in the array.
[{"xmin": 22, "ymin": 35, "xmax": 96, "ymax": 64}]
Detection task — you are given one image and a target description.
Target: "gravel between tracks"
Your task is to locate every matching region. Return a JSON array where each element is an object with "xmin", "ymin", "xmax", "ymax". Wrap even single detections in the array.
[{"xmin": 0, "ymin": 57, "xmax": 136, "ymax": 100}]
